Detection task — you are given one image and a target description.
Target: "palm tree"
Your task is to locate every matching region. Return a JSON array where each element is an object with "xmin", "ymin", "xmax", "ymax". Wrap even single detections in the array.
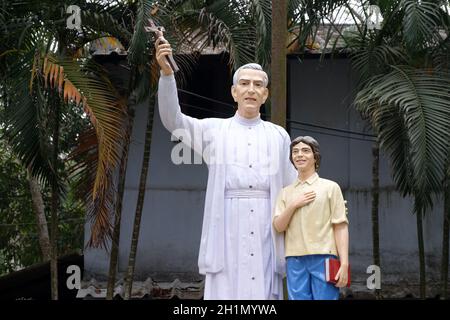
[
  {"xmin": 371, "ymin": 139, "xmax": 381, "ymax": 298},
  {"xmin": 271, "ymin": 0, "xmax": 287, "ymax": 127},
  {"xmin": 1, "ymin": 0, "xmax": 128, "ymax": 299},
  {"xmin": 122, "ymin": 0, "xmax": 157, "ymax": 299},
  {"xmin": 442, "ymin": 156, "xmax": 450, "ymax": 299},
  {"xmin": 27, "ymin": 167, "xmax": 51, "ymax": 261}
]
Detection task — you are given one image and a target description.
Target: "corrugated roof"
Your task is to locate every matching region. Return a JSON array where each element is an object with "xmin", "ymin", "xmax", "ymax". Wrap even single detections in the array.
[{"xmin": 76, "ymin": 278, "xmax": 204, "ymax": 300}]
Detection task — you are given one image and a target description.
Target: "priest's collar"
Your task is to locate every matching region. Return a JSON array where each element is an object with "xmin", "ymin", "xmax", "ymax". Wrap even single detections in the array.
[{"xmin": 233, "ymin": 112, "xmax": 262, "ymax": 126}]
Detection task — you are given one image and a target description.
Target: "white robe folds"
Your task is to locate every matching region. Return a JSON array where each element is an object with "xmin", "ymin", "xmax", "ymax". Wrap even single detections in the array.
[{"xmin": 158, "ymin": 74, "xmax": 296, "ymax": 299}]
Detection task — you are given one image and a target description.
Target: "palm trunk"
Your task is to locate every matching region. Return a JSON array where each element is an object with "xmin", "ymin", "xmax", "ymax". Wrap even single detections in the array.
[
  {"xmin": 106, "ymin": 109, "xmax": 134, "ymax": 300},
  {"xmin": 27, "ymin": 167, "xmax": 51, "ymax": 261},
  {"xmin": 441, "ymin": 165, "xmax": 450, "ymax": 299},
  {"xmin": 270, "ymin": 0, "xmax": 287, "ymax": 128},
  {"xmin": 124, "ymin": 97, "xmax": 154, "ymax": 299},
  {"xmin": 371, "ymin": 141, "xmax": 381, "ymax": 299},
  {"xmin": 50, "ymin": 94, "xmax": 60, "ymax": 300},
  {"xmin": 417, "ymin": 209, "xmax": 426, "ymax": 298}
]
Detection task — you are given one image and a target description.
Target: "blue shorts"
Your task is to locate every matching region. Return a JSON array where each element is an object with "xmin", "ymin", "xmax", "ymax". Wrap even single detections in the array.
[{"xmin": 286, "ymin": 255, "xmax": 340, "ymax": 300}]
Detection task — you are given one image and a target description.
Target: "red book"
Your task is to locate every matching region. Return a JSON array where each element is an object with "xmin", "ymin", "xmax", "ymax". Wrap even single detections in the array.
[{"xmin": 325, "ymin": 258, "xmax": 351, "ymax": 287}]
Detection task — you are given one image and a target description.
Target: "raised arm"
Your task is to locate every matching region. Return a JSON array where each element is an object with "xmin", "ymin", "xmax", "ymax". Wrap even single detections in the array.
[
  {"xmin": 155, "ymin": 37, "xmax": 204, "ymax": 155},
  {"xmin": 333, "ymin": 222, "xmax": 349, "ymax": 287}
]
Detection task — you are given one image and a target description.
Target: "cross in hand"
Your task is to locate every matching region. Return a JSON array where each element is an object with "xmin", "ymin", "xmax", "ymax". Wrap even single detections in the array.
[{"xmin": 145, "ymin": 18, "xmax": 179, "ymax": 72}]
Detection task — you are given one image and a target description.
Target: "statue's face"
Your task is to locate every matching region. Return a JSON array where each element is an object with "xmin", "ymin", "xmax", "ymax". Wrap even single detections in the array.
[
  {"xmin": 231, "ymin": 69, "xmax": 268, "ymax": 119},
  {"xmin": 292, "ymin": 142, "xmax": 316, "ymax": 172}
]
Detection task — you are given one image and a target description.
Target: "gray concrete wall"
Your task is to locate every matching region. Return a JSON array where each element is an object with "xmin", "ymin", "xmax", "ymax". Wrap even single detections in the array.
[{"xmin": 84, "ymin": 99, "xmax": 207, "ymax": 281}]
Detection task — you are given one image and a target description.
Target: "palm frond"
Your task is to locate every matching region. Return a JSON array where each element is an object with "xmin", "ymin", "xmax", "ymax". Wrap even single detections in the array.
[
  {"xmin": 127, "ymin": 0, "xmax": 155, "ymax": 68},
  {"xmin": 431, "ymin": 37, "xmax": 450, "ymax": 71},
  {"xmin": 252, "ymin": 0, "xmax": 272, "ymax": 68},
  {"xmin": 402, "ymin": 0, "xmax": 443, "ymax": 50},
  {"xmin": 68, "ymin": 127, "xmax": 115, "ymax": 249},
  {"xmin": 287, "ymin": 0, "xmax": 348, "ymax": 53},
  {"xmin": 125, "ymin": 0, "xmax": 159, "ymax": 102},
  {"xmin": 169, "ymin": 0, "xmax": 256, "ymax": 68},
  {"xmin": 40, "ymin": 55, "xmax": 127, "ymax": 201},
  {"xmin": 348, "ymin": 37, "xmax": 408, "ymax": 85},
  {"xmin": 3, "ymin": 50, "xmax": 55, "ymax": 188},
  {"xmin": 355, "ymin": 65, "xmax": 450, "ymax": 211},
  {"xmin": 80, "ymin": 2, "xmax": 133, "ymax": 47},
  {"xmin": 198, "ymin": 0, "xmax": 256, "ymax": 68}
]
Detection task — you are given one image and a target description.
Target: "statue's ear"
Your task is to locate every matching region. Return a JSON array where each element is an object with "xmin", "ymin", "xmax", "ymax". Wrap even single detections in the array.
[
  {"xmin": 231, "ymin": 85, "xmax": 238, "ymax": 102},
  {"xmin": 262, "ymin": 87, "xmax": 269, "ymax": 102}
]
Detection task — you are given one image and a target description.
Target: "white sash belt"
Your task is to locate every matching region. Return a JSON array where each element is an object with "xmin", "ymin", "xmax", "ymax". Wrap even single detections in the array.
[{"xmin": 225, "ymin": 189, "xmax": 269, "ymax": 199}]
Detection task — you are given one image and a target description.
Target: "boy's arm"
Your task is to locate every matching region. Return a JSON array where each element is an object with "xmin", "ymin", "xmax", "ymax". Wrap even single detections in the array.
[{"xmin": 333, "ymin": 222, "xmax": 349, "ymax": 287}]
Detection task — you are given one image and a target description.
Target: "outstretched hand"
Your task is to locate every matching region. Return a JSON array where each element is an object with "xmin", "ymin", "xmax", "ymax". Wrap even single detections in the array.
[{"xmin": 155, "ymin": 37, "xmax": 174, "ymax": 76}]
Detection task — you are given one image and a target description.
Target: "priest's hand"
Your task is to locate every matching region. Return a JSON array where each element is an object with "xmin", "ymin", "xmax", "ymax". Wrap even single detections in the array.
[{"xmin": 155, "ymin": 37, "xmax": 174, "ymax": 76}]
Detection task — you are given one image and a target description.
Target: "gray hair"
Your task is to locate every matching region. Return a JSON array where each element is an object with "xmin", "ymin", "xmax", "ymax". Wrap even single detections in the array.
[
  {"xmin": 232, "ymin": 63, "xmax": 269, "ymax": 87},
  {"xmin": 289, "ymin": 136, "xmax": 321, "ymax": 171}
]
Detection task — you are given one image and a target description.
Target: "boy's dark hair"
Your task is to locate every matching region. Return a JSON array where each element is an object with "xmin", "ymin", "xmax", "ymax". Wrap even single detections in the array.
[{"xmin": 289, "ymin": 136, "xmax": 321, "ymax": 170}]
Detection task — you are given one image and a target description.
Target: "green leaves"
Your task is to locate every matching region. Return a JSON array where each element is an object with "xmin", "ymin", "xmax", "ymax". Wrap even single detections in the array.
[
  {"xmin": 350, "ymin": 41, "xmax": 407, "ymax": 85},
  {"xmin": 197, "ymin": 0, "xmax": 256, "ymax": 68},
  {"xmin": 53, "ymin": 56, "xmax": 126, "ymax": 248},
  {"xmin": 53, "ymin": 56, "xmax": 127, "ymax": 198},
  {"xmin": 355, "ymin": 65, "xmax": 450, "ymax": 210},
  {"xmin": 3, "ymin": 50, "xmax": 55, "ymax": 189},
  {"xmin": 402, "ymin": 0, "xmax": 442, "ymax": 50},
  {"xmin": 252, "ymin": 0, "xmax": 271, "ymax": 67},
  {"xmin": 127, "ymin": 0, "xmax": 155, "ymax": 68}
]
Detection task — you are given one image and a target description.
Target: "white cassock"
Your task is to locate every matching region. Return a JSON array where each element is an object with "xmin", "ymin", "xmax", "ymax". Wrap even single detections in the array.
[{"xmin": 158, "ymin": 74, "xmax": 296, "ymax": 300}]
